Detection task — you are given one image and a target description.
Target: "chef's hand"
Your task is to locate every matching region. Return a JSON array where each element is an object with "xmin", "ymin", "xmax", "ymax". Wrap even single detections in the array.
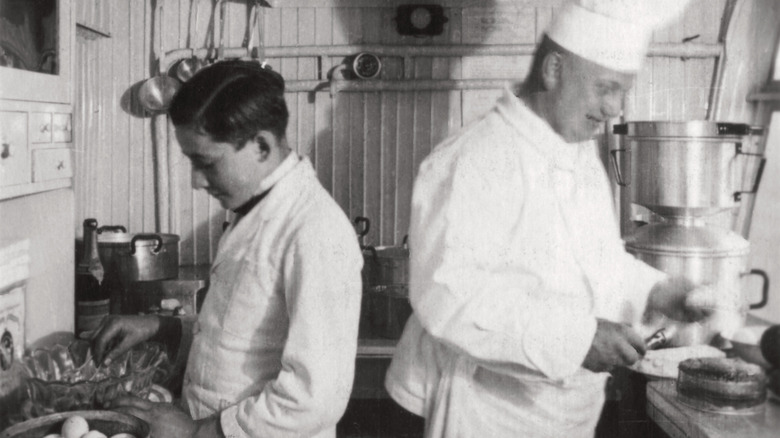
[
  {"xmin": 646, "ymin": 277, "xmax": 714, "ymax": 323},
  {"xmin": 582, "ymin": 318, "xmax": 646, "ymax": 373},
  {"xmin": 85, "ymin": 315, "xmax": 160, "ymax": 366},
  {"xmin": 110, "ymin": 395, "xmax": 224, "ymax": 438}
]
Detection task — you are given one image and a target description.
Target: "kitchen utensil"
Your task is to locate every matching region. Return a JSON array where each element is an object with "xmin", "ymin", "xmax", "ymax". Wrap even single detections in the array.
[
  {"xmin": 92, "ymin": 227, "xmax": 180, "ymax": 282},
  {"xmin": 645, "ymin": 326, "xmax": 676, "ymax": 350},
  {"xmin": 216, "ymin": 0, "xmax": 227, "ymax": 61},
  {"xmin": 138, "ymin": 2, "xmax": 182, "ymax": 112},
  {"xmin": 626, "ymin": 219, "xmax": 769, "ymax": 346},
  {"xmin": 243, "ymin": 1, "xmax": 261, "ymax": 56},
  {"xmin": 354, "ymin": 216, "xmax": 370, "ymax": 248},
  {"xmin": 174, "ymin": 0, "xmax": 206, "ymax": 82},
  {"xmin": 20, "ymin": 340, "xmax": 169, "ymax": 418},
  {"xmin": 362, "ymin": 236, "xmax": 409, "ymax": 297},
  {"xmin": 611, "ymin": 121, "xmax": 765, "ymax": 217},
  {"xmin": 0, "ymin": 410, "xmax": 150, "ymax": 438}
]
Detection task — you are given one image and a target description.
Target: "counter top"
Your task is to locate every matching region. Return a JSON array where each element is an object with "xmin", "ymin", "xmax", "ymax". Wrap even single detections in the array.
[{"xmin": 647, "ymin": 379, "xmax": 780, "ymax": 438}]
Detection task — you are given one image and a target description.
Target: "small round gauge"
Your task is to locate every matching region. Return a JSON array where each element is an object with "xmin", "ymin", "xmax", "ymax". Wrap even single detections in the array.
[
  {"xmin": 352, "ymin": 52, "xmax": 382, "ymax": 80},
  {"xmin": 410, "ymin": 7, "xmax": 433, "ymax": 30}
]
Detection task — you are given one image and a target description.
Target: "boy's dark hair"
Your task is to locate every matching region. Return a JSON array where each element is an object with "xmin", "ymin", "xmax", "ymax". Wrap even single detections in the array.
[{"xmin": 169, "ymin": 60, "xmax": 289, "ymax": 147}]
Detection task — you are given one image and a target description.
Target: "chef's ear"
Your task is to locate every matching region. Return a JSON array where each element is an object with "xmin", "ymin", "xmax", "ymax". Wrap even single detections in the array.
[
  {"xmin": 541, "ymin": 51, "xmax": 563, "ymax": 91},
  {"xmin": 254, "ymin": 131, "xmax": 276, "ymax": 162}
]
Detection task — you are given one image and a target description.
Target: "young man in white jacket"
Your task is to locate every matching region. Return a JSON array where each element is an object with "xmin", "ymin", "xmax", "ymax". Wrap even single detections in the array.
[
  {"xmin": 90, "ymin": 61, "xmax": 363, "ymax": 438},
  {"xmin": 385, "ymin": 1, "xmax": 705, "ymax": 437}
]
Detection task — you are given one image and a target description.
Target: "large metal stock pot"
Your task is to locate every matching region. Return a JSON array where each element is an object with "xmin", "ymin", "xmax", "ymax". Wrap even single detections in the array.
[
  {"xmin": 625, "ymin": 220, "xmax": 768, "ymax": 346},
  {"xmin": 82, "ymin": 225, "xmax": 180, "ymax": 282},
  {"xmin": 611, "ymin": 121, "xmax": 765, "ymax": 217}
]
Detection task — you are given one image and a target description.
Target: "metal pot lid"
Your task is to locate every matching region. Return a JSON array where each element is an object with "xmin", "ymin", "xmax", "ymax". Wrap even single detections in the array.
[
  {"xmin": 95, "ymin": 232, "xmax": 180, "ymax": 247},
  {"xmin": 613, "ymin": 121, "xmax": 762, "ymax": 138},
  {"xmin": 624, "ymin": 222, "xmax": 749, "ymax": 256}
]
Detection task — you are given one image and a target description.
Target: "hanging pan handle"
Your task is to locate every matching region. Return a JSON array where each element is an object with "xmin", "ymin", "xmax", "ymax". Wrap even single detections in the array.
[{"xmin": 216, "ymin": 0, "xmax": 227, "ymax": 61}]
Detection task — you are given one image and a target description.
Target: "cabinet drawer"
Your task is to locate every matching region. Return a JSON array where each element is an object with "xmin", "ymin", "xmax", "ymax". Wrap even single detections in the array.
[
  {"xmin": 52, "ymin": 113, "xmax": 72, "ymax": 143},
  {"xmin": 30, "ymin": 112, "xmax": 53, "ymax": 143},
  {"xmin": 0, "ymin": 111, "xmax": 31, "ymax": 187},
  {"xmin": 32, "ymin": 148, "xmax": 72, "ymax": 182}
]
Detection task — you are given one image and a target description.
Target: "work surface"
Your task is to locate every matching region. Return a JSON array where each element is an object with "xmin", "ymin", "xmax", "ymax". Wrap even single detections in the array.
[{"xmin": 647, "ymin": 379, "xmax": 780, "ymax": 438}]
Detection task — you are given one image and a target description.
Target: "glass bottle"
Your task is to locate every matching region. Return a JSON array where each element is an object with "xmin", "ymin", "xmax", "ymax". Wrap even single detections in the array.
[{"xmin": 75, "ymin": 218, "xmax": 108, "ymax": 335}]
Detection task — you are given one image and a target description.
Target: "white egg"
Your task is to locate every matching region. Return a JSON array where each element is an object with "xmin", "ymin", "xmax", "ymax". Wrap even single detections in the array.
[
  {"xmin": 82, "ymin": 431, "xmax": 108, "ymax": 438},
  {"xmin": 109, "ymin": 434, "xmax": 137, "ymax": 438},
  {"xmin": 60, "ymin": 415, "xmax": 89, "ymax": 438}
]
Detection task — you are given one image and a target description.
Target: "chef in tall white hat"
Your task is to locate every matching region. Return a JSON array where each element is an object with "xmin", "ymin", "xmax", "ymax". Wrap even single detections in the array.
[{"xmin": 384, "ymin": 1, "xmax": 700, "ymax": 437}]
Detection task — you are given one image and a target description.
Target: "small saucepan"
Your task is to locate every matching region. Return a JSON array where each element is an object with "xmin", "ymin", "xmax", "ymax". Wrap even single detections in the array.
[{"xmin": 138, "ymin": 75, "xmax": 181, "ymax": 112}]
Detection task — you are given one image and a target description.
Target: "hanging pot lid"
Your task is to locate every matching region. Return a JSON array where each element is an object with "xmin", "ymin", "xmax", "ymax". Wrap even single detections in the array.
[
  {"xmin": 624, "ymin": 222, "xmax": 749, "ymax": 257},
  {"xmin": 613, "ymin": 121, "xmax": 762, "ymax": 138}
]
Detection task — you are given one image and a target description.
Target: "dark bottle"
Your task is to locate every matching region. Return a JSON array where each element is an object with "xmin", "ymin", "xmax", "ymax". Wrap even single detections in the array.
[{"xmin": 75, "ymin": 218, "xmax": 109, "ymax": 335}]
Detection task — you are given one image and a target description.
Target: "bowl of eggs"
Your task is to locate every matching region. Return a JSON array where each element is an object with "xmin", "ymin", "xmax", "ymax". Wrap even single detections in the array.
[
  {"xmin": 0, "ymin": 411, "xmax": 148, "ymax": 438},
  {"xmin": 20, "ymin": 341, "xmax": 169, "ymax": 418}
]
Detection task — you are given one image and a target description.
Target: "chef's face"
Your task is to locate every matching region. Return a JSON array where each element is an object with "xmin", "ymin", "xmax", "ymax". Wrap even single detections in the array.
[
  {"xmin": 176, "ymin": 126, "xmax": 263, "ymax": 210},
  {"xmin": 549, "ymin": 52, "xmax": 635, "ymax": 143}
]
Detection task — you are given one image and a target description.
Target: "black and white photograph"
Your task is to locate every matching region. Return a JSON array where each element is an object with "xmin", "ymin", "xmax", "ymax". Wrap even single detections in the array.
[{"xmin": 1, "ymin": 0, "xmax": 779, "ymax": 437}]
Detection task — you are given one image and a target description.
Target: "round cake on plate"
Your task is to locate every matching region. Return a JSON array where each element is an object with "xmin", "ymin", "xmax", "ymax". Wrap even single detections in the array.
[{"xmin": 676, "ymin": 357, "xmax": 767, "ymax": 414}]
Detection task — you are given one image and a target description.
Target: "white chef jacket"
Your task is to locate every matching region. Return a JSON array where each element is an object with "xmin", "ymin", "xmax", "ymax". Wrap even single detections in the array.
[
  {"xmin": 181, "ymin": 154, "xmax": 363, "ymax": 438},
  {"xmin": 385, "ymin": 89, "xmax": 667, "ymax": 437}
]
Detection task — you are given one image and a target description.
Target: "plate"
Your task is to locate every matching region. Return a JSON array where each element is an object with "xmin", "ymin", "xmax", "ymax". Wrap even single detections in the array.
[
  {"xmin": 146, "ymin": 384, "xmax": 172, "ymax": 403},
  {"xmin": 630, "ymin": 345, "xmax": 726, "ymax": 379}
]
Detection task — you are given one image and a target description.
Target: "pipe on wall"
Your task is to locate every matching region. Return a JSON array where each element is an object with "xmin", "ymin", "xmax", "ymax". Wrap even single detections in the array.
[
  {"xmin": 158, "ymin": 42, "xmax": 723, "ymax": 94},
  {"xmin": 160, "ymin": 42, "xmax": 724, "ymax": 77}
]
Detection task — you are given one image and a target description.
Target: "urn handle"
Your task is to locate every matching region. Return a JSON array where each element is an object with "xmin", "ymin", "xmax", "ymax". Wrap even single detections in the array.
[
  {"xmin": 609, "ymin": 149, "xmax": 629, "ymax": 187},
  {"xmin": 743, "ymin": 269, "xmax": 769, "ymax": 310},
  {"xmin": 733, "ymin": 144, "xmax": 767, "ymax": 202}
]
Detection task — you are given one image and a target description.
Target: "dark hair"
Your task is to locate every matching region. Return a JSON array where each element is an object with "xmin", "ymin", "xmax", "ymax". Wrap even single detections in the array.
[
  {"xmin": 169, "ymin": 60, "xmax": 289, "ymax": 147},
  {"xmin": 521, "ymin": 34, "xmax": 568, "ymax": 94}
]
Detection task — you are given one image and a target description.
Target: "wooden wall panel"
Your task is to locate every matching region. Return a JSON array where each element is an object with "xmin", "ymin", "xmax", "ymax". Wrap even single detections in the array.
[
  {"xmin": 71, "ymin": 0, "xmax": 730, "ymax": 264},
  {"xmin": 380, "ymin": 92, "xmax": 399, "ymax": 245}
]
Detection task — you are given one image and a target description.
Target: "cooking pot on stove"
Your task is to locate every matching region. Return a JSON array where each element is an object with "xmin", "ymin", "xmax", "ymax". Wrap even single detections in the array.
[
  {"xmin": 78, "ymin": 225, "xmax": 180, "ymax": 282},
  {"xmin": 611, "ymin": 121, "xmax": 765, "ymax": 217},
  {"xmin": 362, "ymin": 238, "xmax": 410, "ymax": 297},
  {"xmin": 353, "ymin": 216, "xmax": 410, "ymax": 296},
  {"xmin": 626, "ymin": 219, "xmax": 768, "ymax": 346}
]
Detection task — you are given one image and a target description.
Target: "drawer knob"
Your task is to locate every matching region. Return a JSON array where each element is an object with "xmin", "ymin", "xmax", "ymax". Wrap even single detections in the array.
[
  {"xmin": 1, "ymin": 143, "xmax": 9, "ymax": 159},
  {"xmin": 57, "ymin": 160, "xmax": 65, "ymax": 170}
]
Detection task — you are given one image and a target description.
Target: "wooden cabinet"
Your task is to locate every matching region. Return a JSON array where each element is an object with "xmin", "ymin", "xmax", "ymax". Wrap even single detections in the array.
[
  {"xmin": 0, "ymin": 101, "xmax": 73, "ymax": 200},
  {"xmin": 0, "ymin": 0, "xmax": 73, "ymax": 200},
  {"xmin": 0, "ymin": 0, "xmax": 73, "ymax": 104}
]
